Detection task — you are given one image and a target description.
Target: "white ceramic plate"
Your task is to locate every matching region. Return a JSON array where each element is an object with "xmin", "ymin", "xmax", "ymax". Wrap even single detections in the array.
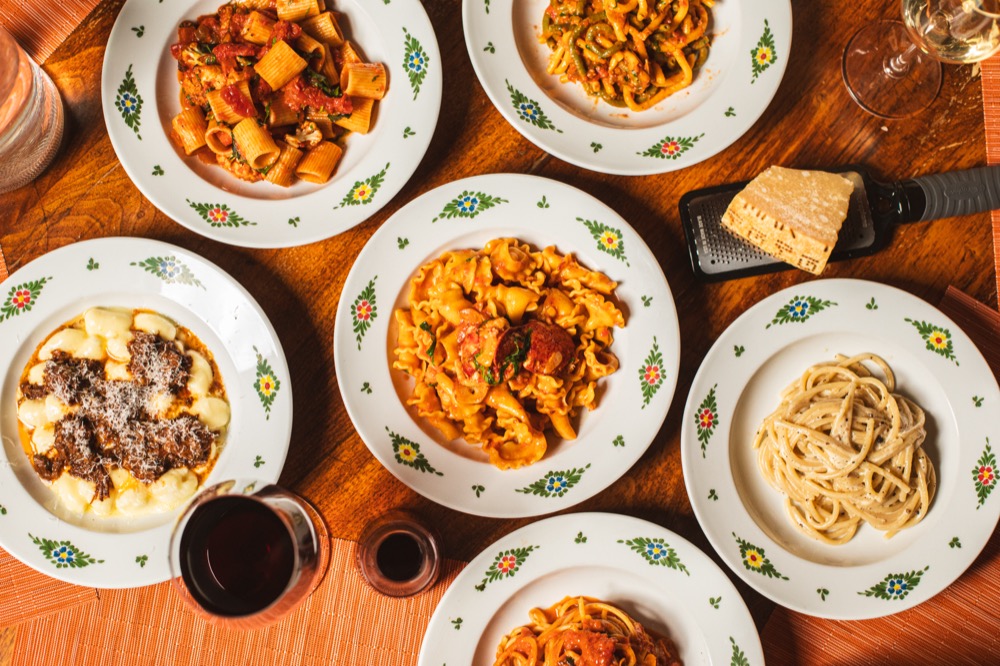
[
  {"xmin": 419, "ymin": 512, "xmax": 763, "ymax": 665},
  {"xmin": 682, "ymin": 279, "xmax": 1000, "ymax": 619},
  {"xmin": 102, "ymin": 0, "xmax": 442, "ymax": 248},
  {"xmin": 334, "ymin": 174, "xmax": 679, "ymax": 517},
  {"xmin": 463, "ymin": 0, "xmax": 791, "ymax": 175},
  {"xmin": 0, "ymin": 237, "xmax": 291, "ymax": 587}
]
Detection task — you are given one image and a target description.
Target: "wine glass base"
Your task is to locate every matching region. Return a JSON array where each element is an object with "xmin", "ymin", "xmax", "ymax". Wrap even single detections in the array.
[{"xmin": 843, "ymin": 20, "xmax": 942, "ymax": 119}]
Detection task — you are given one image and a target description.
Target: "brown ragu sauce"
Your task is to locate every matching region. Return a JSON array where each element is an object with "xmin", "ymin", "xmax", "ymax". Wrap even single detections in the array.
[{"xmin": 16, "ymin": 308, "xmax": 228, "ymax": 509}]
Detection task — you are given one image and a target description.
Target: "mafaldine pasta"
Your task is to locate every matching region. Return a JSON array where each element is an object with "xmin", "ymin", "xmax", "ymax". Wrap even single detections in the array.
[{"xmin": 392, "ymin": 238, "xmax": 625, "ymax": 470}]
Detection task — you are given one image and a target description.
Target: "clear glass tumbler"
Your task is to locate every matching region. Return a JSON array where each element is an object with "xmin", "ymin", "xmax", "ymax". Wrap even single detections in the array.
[
  {"xmin": 168, "ymin": 479, "xmax": 330, "ymax": 629},
  {"xmin": 356, "ymin": 510, "xmax": 441, "ymax": 597},
  {"xmin": 0, "ymin": 25, "xmax": 64, "ymax": 194}
]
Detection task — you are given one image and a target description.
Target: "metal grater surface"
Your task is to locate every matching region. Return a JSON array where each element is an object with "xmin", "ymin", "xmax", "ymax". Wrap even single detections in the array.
[{"xmin": 685, "ymin": 171, "xmax": 876, "ymax": 277}]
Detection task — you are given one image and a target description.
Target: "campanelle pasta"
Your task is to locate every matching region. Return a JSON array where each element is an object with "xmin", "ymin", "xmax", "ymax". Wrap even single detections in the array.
[
  {"xmin": 16, "ymin": 308, "xmax": 230, "ymax": 518},
  {"xmin": 392, "ymin": 238, "xmax": 625, "ymax": 470},
  {"xmin": 168, "ymin": 0, "xmax": 386, "ymax": 187}
]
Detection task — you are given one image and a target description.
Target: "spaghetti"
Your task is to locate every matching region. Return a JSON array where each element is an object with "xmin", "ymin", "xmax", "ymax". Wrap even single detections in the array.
[
  {"xmin": 540, "ymin": 0, "xmax": 714, "ymax": 111},
  {"xmin": 493, "ymin": 596, "xmax": 681, "ymax": 666},
  {"xmin": 753, "ymin": 353, "xmax": 936, "ymax": 545}
]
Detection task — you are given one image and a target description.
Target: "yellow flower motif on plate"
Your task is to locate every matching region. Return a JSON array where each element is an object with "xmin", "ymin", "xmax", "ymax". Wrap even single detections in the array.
[
  {"xmin": 354, "ymin": 184, "xmax": 372, "ymax": 202},
  {"xmin": 600, "ymin": 230, "xmax": 620, "ymax": 250},
  {"xmin": 929, "ymin": 330, "xmax": 949, "ymax": 349}
]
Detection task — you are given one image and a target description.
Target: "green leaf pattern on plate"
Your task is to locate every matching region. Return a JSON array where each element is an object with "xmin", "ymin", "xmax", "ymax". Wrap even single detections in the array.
[
  {"xmin": 130, "ymin": 257, "xmax": 204, "ymax": 288},
  {"xmin": 973, "ymin": 439, "xmax": 996, "ymax": 509},
  {"xmin": 337, "ymin": 163, "xmax": 390, "ymax": 208},
  {"xmin": 115, "ymin": 64, "xmax": 143, "ymax": 139},
  {"xmin": 386, "ymin": 427, "xmax": 442, "ymax": 476},
  {"xmin": 253, "ymin": 346, "xmax": 281, "ymax": 419},
  {"xmin": 750, "ymin": 19, "xmax": 778, "ymax": 83},
  {"xmin": 858, "ymin": 566, "xmax": 928, "ymax": 601},
  {"xmin": 579, "ymin": 217, "xmax": 629, "ymax": 265},
  {"xmin": 1, "ymin": 277, "xmax": 50, "ymax": 322},
  {"xmin": 187, "ymin": 200, "xmax": 257, "ymax": 228},
  {"xmin": 352, "ymin": 276, "xmax": 378, "ymax": 350},
  {"xmin": 30, "ymin": 534, "xmax": 104, "ymax": 569},
  {"xmin": 475, "ymin": 545, "xmax": 538, "ymax": 591},
  {"xmin": 432, "ymin": 191, "xmax": 508, "ymax": 222},
  {"xmin": 733, "ymin": 533, "xmax": 788, "ymax": 580},
  {"xmin": 905, "ymin": 318, "xmax": 959, "ymax": 365},
  {"xmin": 402, "ymin": 28, "xmax": 428, "ymax": 99},
  {"xmin": 515, "ymin": 464, "xmax": 590, "ymax": 498},
  {"xmin": 506, "ymin": 80, "xmax": 561, "ymax": 132},
  {"xmin": 639, "ymin": 337, "xmax": 664, "ymax": 408},
  {"xmin": 695, "ymin": 384, "xmax": 719, "ymax": 458},
  {"xmin": 765, "ymin": 296, "xmax": 836, "ymax": 328},
  {"xmin": 618, "ymin": 537, "xmax": 690, "ymax": 575}
]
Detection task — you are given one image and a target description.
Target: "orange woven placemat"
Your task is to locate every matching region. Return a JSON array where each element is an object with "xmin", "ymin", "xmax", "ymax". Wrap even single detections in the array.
[
  {"xmin": 0, "ymin": 0, "xmax": 101, "ymax": 63},
  {"xmin": 11, "ymin": 537, "xmax": 464, "ymax": 664},
  {"xmin": 0, "ymin": 548, "xmax": 96, "ymax": 627}
]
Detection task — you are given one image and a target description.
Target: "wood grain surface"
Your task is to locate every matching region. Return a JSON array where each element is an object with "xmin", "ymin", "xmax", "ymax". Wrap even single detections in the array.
[{"xmin": 0, "ymin": 0, "xmax": 996, "ymax": 663}]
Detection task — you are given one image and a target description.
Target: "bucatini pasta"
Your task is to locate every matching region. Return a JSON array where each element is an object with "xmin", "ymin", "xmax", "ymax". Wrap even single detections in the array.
[
  {"xmin": 168, "ymin": 0, "xmax": 386, "ymax": 187},
  {"xmin": 392, "ymin": 238, "xmax": 625, "ymax": 470}
]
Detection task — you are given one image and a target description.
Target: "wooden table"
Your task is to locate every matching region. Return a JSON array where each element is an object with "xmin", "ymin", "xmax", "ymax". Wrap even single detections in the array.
[{"xmin": 1, "ymin": 0, "xmax": 996, "ymax": 663}]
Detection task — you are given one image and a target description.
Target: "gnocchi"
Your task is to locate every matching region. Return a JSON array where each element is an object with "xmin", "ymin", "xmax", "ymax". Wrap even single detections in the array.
[{"xmin": 16, "ymin": 307, "xmax": 230, "ymax": 518}]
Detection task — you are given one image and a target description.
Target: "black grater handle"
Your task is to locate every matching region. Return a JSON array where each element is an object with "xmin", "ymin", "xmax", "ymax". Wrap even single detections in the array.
[{"xmin": 911, "ymin": 166, "xmax": 1000, "ymax": 222}]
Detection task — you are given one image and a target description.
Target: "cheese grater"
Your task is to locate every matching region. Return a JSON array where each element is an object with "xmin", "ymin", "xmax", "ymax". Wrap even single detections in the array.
[{"xmin": 679, "ymin": 165, "xmax": 1000, "ymax": 281}]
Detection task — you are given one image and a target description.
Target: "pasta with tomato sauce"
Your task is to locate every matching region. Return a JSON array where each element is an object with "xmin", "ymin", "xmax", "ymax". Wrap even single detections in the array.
[
  {"xmin": 541, "ymin": 0, "xmax": 713, "ymax": 111},
  {"xmin": 494, "ymin": 596, "xmax": 682, "ymax": 666},
  {"xmin": 392, "ymin": 238, "xmax": 625, "ymax": 470},
  {"xmin": 168, "ymin": 0, "xmax": 386, "ymax": 186}
]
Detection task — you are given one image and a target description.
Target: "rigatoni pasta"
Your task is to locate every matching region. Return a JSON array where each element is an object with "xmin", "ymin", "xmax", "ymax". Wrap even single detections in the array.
[
  {"xmin": 295, "ymin": 140, "xmax": 342, "ymax": 183},
  {"xmin": 168, "ymin": 0, "xmax": 388, "ymax": 187},
  {"xmin": 172, "ymin": 107, "xmax": 209, "ymax": 155}
]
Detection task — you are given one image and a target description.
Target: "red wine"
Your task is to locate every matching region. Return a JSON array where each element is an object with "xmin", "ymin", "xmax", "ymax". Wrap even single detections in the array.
[
  {"xmin": 179, "ymin": 496, "xmax": 295, "ymax": 617},
  {"xmin": 375, "ymin": 532, "xmax": 423, "ymax": 582}
]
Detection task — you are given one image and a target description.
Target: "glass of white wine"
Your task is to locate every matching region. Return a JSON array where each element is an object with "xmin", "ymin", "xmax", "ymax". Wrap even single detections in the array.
[{"xmin": 843, "ymin": 0, "xmax": 1000, "ymax": 118}]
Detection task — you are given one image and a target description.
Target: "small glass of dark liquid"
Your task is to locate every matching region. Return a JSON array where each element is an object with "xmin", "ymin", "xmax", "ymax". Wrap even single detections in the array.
[
  {"xmin": 356, "ymin": 510, "xmax": 440, "ymax": 597},
  {"xmin": 168, "ymin": 479, "xmax": 330, "ymax": 628}
]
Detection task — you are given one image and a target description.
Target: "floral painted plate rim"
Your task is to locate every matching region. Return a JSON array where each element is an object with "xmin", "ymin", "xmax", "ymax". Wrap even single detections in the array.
[
  {"xmin": 333, "ymin": 173, "xmax": 680, "ymax": 517},
  {"xmin": 0, "ymin": 237, "xmax": 291, "ymax": 587},
  {"xmin": 462, "ymin": 0, "xmax": 791, "ymax": 175},
  {"xmin": 101, "ymin": 0, "xmax": 442, "ymax": 248},
  {"xmin": 418, "ymin": 512, "xmax": 764, "ymax": 665},
  {"xmin": 681, "ymin": 278, "xmax": 1000, "ymax": 619}
]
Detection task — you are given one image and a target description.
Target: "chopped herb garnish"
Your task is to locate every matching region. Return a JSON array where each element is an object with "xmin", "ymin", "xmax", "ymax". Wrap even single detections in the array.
[
  {"xmin": 472, "ymin": 354, "xmax": 499, "ymax": 386},
  {"xmin": 255, "ymin": 164, "xmax": 273, "ymax": 175},
  {"xmin": 419, "ymin": 321, "xmax": 437, "ymax": 362},
  {"xmin": 327, "ymin": 112, "xmax": 348, "ymax": 121},
  {"xmin": 231, "ymin": 138, "xmax": 246, "ymax": 164},
  {"xmin": 497, "ymin": 332, "xmax": 531, "ymax": 382},
  {"xmin": 305, "ymin": 69, "xmax": 341, "ymax": 97}
]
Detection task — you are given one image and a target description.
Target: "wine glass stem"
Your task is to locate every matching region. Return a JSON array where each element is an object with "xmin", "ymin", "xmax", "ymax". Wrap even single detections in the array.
[{"xmin": 884, "ymin": 42, "xmax": 921, "ymax": 79}]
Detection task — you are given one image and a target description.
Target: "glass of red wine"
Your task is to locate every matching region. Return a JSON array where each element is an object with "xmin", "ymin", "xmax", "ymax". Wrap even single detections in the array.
[
  {"xmin": 356, "ymin": 510, "xmax": 440, "ymax": 597},
  {"xmin": 168, "ymin": 479, "xmax": 330, "ymax": 628}
]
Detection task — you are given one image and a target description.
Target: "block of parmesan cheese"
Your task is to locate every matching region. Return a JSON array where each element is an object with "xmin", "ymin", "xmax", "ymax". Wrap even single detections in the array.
[{"xmin": 720, "ymin": 166, "xmax": 854, "ymax": 275}]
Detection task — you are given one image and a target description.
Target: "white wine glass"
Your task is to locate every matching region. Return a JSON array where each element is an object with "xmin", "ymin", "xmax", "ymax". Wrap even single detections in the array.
[{"xmin": 843, "ymin": 0, "xmax": 1000, "ymax": 118}]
